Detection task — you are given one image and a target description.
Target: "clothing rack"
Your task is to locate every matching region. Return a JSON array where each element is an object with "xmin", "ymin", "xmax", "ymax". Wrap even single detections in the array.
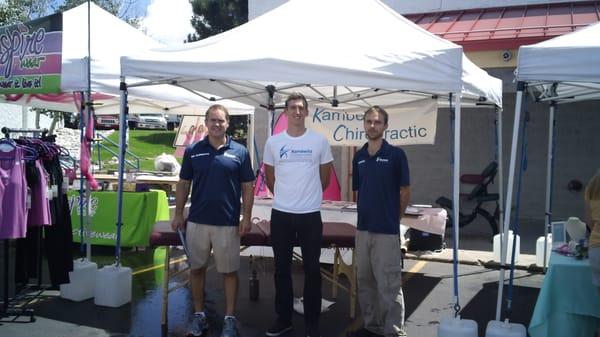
[
  {"xmin": 2, "ymin": 241, "xmax": 35, "ymax": 322},
  {"xmin": 0, "ymin": 128, "xmax": 48, "ymax": 323},
  {"xmin": 1, "ymin": 127, "xmax": 48, "ymax": 139}
]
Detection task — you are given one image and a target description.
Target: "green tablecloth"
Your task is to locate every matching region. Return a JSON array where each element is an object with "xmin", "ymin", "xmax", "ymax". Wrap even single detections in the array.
[
  {"xmin": 529, "ymin": 252, "xmax": 600, "ymax": 337},
  {"xmin": 69, "ymin": 190, "xmax": 170, "ymax": 247}
]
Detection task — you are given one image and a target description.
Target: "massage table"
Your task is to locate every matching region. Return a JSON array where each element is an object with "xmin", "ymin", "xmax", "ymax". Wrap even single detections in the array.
[{"xmin": 149, "ymin": 219, "xmax": 357, "ymax": 332}]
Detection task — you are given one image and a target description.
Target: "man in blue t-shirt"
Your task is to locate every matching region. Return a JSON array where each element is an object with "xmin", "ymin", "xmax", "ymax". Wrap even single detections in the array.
[
  {"xmin": 172, "ymin": 104, "xmax": 255, "ymax": 337},
  {"xmin": 348, "ymin": 106, "xmax": 411, "ymax": 337}
]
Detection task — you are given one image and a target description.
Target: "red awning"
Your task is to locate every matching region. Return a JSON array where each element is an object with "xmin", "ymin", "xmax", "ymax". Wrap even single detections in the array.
[{"xmin": 405, "ymin": 1, "xmax": 600, "ymax": 51}]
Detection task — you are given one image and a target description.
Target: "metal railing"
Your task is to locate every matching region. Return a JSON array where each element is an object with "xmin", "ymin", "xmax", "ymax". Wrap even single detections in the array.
[{"xmin": 94, "ymin": 132, "xmax": 140, "ymax": 171}]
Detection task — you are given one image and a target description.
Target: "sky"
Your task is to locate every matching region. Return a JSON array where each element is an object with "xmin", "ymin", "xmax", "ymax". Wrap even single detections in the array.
[{"xmin": 132, "ymin": 0, "xmax": 195, "ymax": 45}]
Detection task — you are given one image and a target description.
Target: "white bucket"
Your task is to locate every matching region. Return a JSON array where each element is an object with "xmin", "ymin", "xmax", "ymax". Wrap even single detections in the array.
[
  {"xmin": 485, "ymin": 320, "xmax": 527, "ymax": 337},
  {"xmin": 535, "ymin": 234, "xmax": 552, "ymax": 267},
  {"xmin": 438, "ymin": 316, "xmax": 478, "ymax": 337},
  {"xmin": 493, "ymin": 230, "xmax": 520, "ymax": 264},
  {"xmin": 94, "ymin": 264, "xmax": 132, "ymax": 307},
  {"xmin": 60, "ymin": 259, "xmax": 98, "ymax": 301}
]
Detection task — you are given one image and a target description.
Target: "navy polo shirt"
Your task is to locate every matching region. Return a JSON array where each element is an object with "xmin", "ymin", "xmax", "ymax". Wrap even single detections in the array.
[
  {"xmin": 352, "ymin": 140, "xmax": 409, "ymax": 234},
  {"xmin": 180, "ymin": 137, "xmax": 255, "ymax": 227}
]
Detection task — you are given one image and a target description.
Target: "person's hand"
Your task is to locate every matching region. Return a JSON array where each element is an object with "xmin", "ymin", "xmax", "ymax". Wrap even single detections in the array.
[
  {"xmin": 171, "ymin": 214, "xmax": 186, "ymax": 232},
  {"xmin": 239, "ymin": 217, "xmax": 251, "ymax": 235}
]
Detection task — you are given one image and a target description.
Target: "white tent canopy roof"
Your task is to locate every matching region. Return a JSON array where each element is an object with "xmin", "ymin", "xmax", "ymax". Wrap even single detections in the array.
[
  {"xmin": 0, "ymin": 3, "xmax": 254, "ymax": 116},
  {"xmin": 121, "ymin": 0, "xmax": 502, "ymax": 109},
  {"xmin": 516, "ymin": 21, "xmax": 600, "ymax": 103}
]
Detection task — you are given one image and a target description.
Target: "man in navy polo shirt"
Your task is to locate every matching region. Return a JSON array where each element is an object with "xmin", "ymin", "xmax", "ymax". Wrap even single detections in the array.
[
  {"xmin": 172, "ymin": 104, "xmax": 255, "ymax": 337},
  {"xmin": 348, "ymin": 106, "xmax": 411, "ymax": 337}
]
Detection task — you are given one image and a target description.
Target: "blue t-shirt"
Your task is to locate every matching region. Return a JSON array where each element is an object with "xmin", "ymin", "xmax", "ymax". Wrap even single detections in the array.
[
  {"xmin": 352, "ymin": 140, "xmax": 410, "ymax": 234},
  {"xmin": 180, "ymin": 137, "xmax": 255, "ymax": 227}
]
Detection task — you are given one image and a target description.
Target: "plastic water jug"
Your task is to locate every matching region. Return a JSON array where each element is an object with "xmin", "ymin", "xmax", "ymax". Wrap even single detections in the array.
[
  {"xmin": 438, "ymin": 316, "xmax": 478, "ymax": 337},
  {"xmin": 485, "ymin": 320, "xmax": 526, "ymax": 337},
  {"xmin": 493, "ymin": 230, "xmax": 520, "ymax": 264},
  {"xmin": 94, "ymin": 264, "xmax": 132, "ymax": 307},
  {"xmin": 535, "ymin": 234, "xmax": 552, "ymax": 266},
  {"xmin": 60, "ymin": 259, "xmax": 98, "ymax": 301}
]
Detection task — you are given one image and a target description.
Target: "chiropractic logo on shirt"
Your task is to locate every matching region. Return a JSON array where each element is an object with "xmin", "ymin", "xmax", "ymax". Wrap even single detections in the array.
[
  {"xmin": 279, "ymin": 145, "xmax": 291, "ymax": 159},
  {"xmin": 357, "ymin": 159, "xmax": 366, "ymax": 165},
  {"xmin": 279, "ymin": 145, "xmax": 313, "ymax": 162},
  {"xmin": 223, "ymin": 151, "xmax": 240, "ymax": 163},
  {"xmin": 376, "ymin": 157, "xmax": 389, "ymax": 163}
]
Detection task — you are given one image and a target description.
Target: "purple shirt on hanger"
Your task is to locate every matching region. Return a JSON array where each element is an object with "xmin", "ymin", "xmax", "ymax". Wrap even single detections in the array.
[
  {"xmin": 0, "ymin": 146, "xmax": 28, "ymax": 239},
  {"xmin": 27, "ymin": 159, "xmax": 51, "ymax": 227}
]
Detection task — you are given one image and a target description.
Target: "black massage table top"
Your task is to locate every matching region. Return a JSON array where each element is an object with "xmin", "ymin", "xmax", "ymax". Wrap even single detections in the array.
[{"xmin": 150, "ymin": 220, "xmax": 356, "ymax": 248}]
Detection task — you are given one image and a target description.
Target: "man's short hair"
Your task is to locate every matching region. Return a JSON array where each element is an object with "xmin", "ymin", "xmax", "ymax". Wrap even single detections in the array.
[
  {"xmin": 285, "ymin": 92, "xmax": 308, "ymax": 110},
  {"xmin": 364, "ymin": 106, "xmax": 389, "ymax": 124},
  {"xmin": 205, "ymin": 104, "xmax": 230, "ymax": 122}
]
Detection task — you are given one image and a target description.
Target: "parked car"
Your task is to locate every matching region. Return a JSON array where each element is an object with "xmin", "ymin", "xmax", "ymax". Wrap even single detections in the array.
[
  {"xmin": 128, "ymin": 113, "xmax": 167, "ymax": 130},
  {"xmin": 95, "ymin": 115, "xmax": 119, "ymax": 130},
  {"xmin": 164, "ymin": 113, "xmax": 181, "ymax": 130}
]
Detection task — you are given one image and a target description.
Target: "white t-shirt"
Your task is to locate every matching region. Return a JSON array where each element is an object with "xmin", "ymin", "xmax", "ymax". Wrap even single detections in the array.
[{"xmin": 263, "ymin": 129, "xmax": 333, "ymax": 213}]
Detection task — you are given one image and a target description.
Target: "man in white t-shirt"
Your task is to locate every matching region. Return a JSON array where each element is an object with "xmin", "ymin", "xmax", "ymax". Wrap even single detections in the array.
[{"xmin": 263, "ymin": 93, "xmax": 333, "ymax": 337}]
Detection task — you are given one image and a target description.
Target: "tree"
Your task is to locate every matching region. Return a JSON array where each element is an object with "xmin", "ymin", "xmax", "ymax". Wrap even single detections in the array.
[
  {"xmin": 55, "ymin": 0, "xmax": 140, "ymax": 25},
  {"xmin": 187, "ymin": 1, "xmax": 249, "ymax": 143},
  {"xmin": 56, "ymin": 0, "xmax": 121, "ymax": 15},
  {"xmin": 0, "ymin": 0, "xmax": 50, "ymax": 25},
  {"xmin": 188, "ymin": 0, "xmax": 248, "ymax": 42}
]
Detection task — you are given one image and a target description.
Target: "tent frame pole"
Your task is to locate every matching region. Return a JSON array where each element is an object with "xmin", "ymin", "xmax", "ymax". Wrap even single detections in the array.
[
  {"xmin": 542, "ymin": 101, "xmax": 557, "ymax": 272},
  {"xmin": 116, "ymin": 77, "xmax": 129, "ymax": 266},
  {"xmin": 451, "ymin": 92, "xmax": 462, "ymax": 314},
  {"xmin": 496, "ymin": 107, "xmax": 505, "ymax": 236},
  {"xmin": 496, "ymin": 81, "xmax": 526, "ymax": 321}
]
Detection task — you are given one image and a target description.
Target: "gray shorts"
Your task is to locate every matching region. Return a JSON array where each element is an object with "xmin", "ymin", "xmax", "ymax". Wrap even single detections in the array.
[
  {"xmin": 185, "ymin": 221, "xmax": 240, "ymax": 273},
  {"xmin": 589, "ymin": 247, "xmax": 600, "ymax": 287}
]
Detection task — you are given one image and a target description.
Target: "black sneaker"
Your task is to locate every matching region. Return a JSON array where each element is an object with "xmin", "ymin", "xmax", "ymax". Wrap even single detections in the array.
[{"xmin": 266, "ymin": 320, "xmax": 293, "ymax": 337}]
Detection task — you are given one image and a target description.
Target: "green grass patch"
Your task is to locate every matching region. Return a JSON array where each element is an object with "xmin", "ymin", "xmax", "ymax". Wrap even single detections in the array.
[{"xmin": 93, "ymin": 130, "xmax": 178, "ymax": 171}]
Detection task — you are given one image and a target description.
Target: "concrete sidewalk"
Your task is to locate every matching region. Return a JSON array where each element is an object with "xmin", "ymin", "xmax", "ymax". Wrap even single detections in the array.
[{"xmin": 405, "ymin": 217, "xmax": 549, "ymax": 271}]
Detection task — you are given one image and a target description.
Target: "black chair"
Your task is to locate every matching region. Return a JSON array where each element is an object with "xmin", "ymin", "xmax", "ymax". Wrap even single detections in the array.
[{"xmin": 435, "ymin": 161, "xmax": 500, "ymax": 236}]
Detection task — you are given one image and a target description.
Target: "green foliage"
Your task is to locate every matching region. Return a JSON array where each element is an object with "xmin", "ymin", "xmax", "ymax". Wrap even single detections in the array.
[
  {"xmin": 188, "ymin": 0, "xmax": 248, "ymax": 42},
  {"xmin": 55, "ymin": 0, "xmax": 122, "ymax": 16},
  {"xmin": 0, "ymin": 0, "xmax": 49, "ymax": 25},
  {"xmin": 0, "ymin": 0, "xmax": 137, "ymax": 27}
]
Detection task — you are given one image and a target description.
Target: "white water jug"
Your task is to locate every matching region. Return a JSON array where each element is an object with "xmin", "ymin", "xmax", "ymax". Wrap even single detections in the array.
[
  {"xmin": 493, "ymin": 230, "xmax": 520, "ymax": 264},
  {"xmin": 485, "ymin": 319, "xmax": 526, "ymax": 337},
  {"xmin": 94, "ymin": 264, "xmax": 132, "ymax": 307},
  {"xmin": 535, "ymin": 234, "xmax": 552, "ymax": 266},
  {"xmin": 438, "ymin": 316, "xmax": 478, "ymax": 337},
  {"xmin": 60, "ymin": 259, "xmax": 98, "ymax": 301}
]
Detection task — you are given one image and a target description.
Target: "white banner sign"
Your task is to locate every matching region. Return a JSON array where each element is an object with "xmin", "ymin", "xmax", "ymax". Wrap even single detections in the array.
[{"xmin": 306, "ymin": 98, "xmax": 437, "ymax": 146}]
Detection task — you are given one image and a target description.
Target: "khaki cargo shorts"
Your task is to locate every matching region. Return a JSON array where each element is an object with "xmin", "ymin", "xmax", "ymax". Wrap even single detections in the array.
[{"xmin": 185, "ymin": 221, "xmax": 240, "ymax": 273}]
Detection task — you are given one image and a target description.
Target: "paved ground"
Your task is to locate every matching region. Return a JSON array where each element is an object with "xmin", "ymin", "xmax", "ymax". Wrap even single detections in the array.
[{"xmin": 1, "ymin": 241, "xmax": 543, "ymax": 337}]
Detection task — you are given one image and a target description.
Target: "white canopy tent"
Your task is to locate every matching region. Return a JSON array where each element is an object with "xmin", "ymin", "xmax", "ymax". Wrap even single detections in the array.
[
  {"xmin": 0, "ymin": 2, "xmax": 254, "ymax": 117},
  {"xmin": 120, "ymin": 0, "xmax": 503, "ymax": 314},
  {"xmin": 121, "ymin": 0, "xmax": 501, "ymax": 109},
  {"xmin": 497, "ymin": 21, "xmax": 600, "ymax": 320}
]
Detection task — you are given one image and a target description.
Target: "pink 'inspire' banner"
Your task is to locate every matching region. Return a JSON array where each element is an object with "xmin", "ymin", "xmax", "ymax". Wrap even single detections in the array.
[{"xmin": 0, "ymin": 12, "xmax": 62, "ymax": 94}]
